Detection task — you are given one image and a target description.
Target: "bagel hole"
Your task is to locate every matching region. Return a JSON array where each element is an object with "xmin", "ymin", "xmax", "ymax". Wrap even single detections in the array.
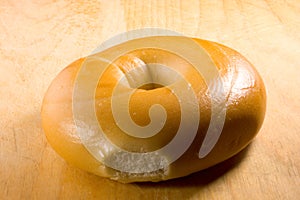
[{"xmin": 138, "ymin": 83, "xmax": 164, "ymax": 90}]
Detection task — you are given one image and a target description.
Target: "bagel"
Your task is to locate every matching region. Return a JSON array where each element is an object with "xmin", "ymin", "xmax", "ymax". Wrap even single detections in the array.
[{"xmin": 41, "ymin": 36, "xmax": 266, "ymax": 183}]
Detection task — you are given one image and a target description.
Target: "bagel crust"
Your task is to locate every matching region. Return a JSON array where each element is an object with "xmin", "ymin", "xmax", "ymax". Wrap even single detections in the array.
[{"xmin": 41, "ymin": 37, "xmax": 266, "ymax": 182}]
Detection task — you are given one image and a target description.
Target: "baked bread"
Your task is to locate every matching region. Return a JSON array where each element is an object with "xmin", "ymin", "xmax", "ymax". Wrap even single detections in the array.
[{"xmin": 41, "ymin": 36, "xmax": 266, "ymax": 182}]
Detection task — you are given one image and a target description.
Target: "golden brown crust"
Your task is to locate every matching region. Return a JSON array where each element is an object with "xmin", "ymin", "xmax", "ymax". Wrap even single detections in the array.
[{"xmin": 41, "ymin": 37, "xmax": 266, "ymax": 182}]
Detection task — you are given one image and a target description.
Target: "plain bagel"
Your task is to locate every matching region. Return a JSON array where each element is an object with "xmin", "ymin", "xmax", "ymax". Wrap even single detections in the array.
[{"xmin": 41, "ymin": 36, "xmax": 266, "ymax": 183}]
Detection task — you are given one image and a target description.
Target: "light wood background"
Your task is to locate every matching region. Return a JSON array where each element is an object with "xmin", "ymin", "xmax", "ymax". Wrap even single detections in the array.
[{"xmin": 0, "ymin": 0, "xmax": 299, "ymax": 199}]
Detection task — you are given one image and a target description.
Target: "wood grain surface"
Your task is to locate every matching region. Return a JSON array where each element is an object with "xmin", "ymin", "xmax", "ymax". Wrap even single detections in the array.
[{"xmin": 0, "ymin": 0, "xmax": 299, "ymax": 199}]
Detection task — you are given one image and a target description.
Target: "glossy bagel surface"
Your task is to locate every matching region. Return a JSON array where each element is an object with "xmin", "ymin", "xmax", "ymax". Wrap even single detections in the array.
[{"xmin": 41, "ymin": 36, "xmax": 266, "ymax": 182}]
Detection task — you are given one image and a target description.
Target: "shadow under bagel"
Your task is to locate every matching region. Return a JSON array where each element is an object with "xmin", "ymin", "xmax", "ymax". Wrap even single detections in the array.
[
  {"xmin": 58, "ymin": 142, "xmax": 252, "ymax": 199},
  {"xmin": 136, "ymin": 143, "xmax": 251, "ymax": 187}
]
